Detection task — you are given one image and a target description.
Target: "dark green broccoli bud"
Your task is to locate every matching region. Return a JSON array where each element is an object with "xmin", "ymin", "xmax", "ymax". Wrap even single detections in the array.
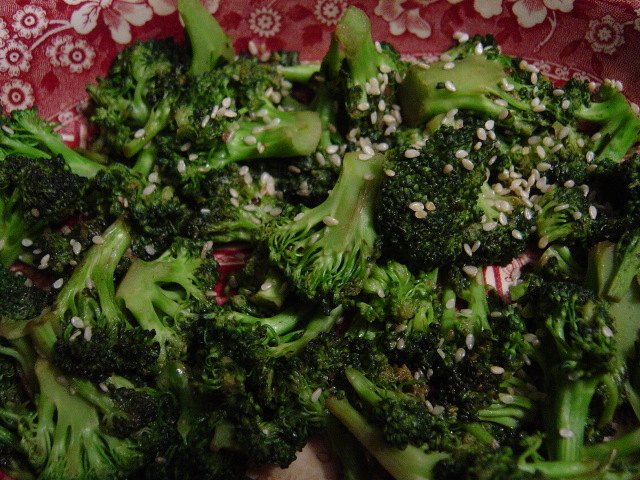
[
  {"xmin": 181, "ymin": 163, "xmax": 290, "ymax": 245},
  {"xmin": 0, "ymin": 155, "xmax": 88, "ymax": 268},
  {"xmin": 87, "ymin": 38, "xmax": 186, "ymax": 159},
  {"xmin": 88, "ymin": 162, "xmax": 189, "ymax": 258},
  {"xmin": 376, "ymin": 121, "xmax": 532, "ymax": 271},
  {"xmin": 0, "ymin": 268, "xmax": 51, "ymax": 323},
  {"xmin": 177, "ymin": 0, "xmax": 234, "ymax": 76},
  {"xmin": 263, "ymin": 150, "xmax": 384, "ymax": 309},
  {"xmin": 0, "ymin": 109, "xmax": 105, "ymax": 179}
]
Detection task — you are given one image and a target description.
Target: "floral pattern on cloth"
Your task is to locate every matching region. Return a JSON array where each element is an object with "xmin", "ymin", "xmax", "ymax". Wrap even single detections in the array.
[{"xmin": 0, "ymin": 0, "xmax": 639, "ymax": 121}]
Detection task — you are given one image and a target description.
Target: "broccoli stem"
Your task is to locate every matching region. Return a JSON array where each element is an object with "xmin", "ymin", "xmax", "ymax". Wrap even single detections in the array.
[
  {"xmin": 334, "ymin": 6, "xmax": 381, "ymax": 84},
  {"xmin": 178, "ymin": 0, "xmax": 234, "ymax": 75},
  {"xmin": 545, "ymin": 376, "xmax": 601, "ymax": 462},
  {"xmin": 325, "ymin": 415, "xmax": 373, "ymax": 480},
  {"xmin": 326, "ymin": 395, "xmax": 449, "ymax": 480},
  {"xmin": 123, "ymin": 99, "xmax": 173, "ymax": 158},
  {"xmin": 604, "ymin": 228, "xmax": 640, "ymax": 302},
  {"xmin": 0, "ymin": 191, "xmax": 44, "ymax": 268}
]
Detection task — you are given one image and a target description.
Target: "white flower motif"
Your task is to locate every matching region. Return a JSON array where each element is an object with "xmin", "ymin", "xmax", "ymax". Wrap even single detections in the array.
[
  {"xmin": 0, "ymin": 18, "xmax": 10, "ymax": 47},
  {"xmin": 248, "ymin": 6, "xmax": 282, "ymax": 38},
  {"xmin": 512, "ymin": 0, "xmax": 574, "ymax": 28},
  {"xmin": 66, "ymin": 0, "xmax": 153, "ymax": 44},
  {"xmin": 374, "ymin": 0, "xmax": 432, "ymax": 39},
  {"xmin": 0, "ymin": 39, "xmax": 32, "ymax": 77},
  {"xmin": 60, "ymin": 38, "xmax": 96, "ymax": 73},
  {"xmin": 46, "ymin": 35, "xmax": 73, "ymax": 67},
  {"xmin": 1, "ymin": 79, "xmax": 35, "ymax": 113},
  {"xmin": 12, "ymin": 5, "xmax": 49, "ymax": 39},
  {"xmin": 585, "ymin": 15, "xmax": 625, "ymax": 55},
  {"xmin": 148, "ymin": 0, "xmax": 219, "ymax": 16},
  {"xmin": 474, "ymin": 0, "xmax": 502, "ymax": 19},
  {"xmin": 314, "ymin": 0, "xmax": 347, "ymax": 26}
]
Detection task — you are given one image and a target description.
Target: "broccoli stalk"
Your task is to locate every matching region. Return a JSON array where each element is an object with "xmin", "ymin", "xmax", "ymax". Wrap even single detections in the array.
[
  {"xmin": 326, "ymin": 394, "xmax": 449, "ymax": 480},
  {"xmin": 178, "ymin": 0, "xmax": 235, "ymax": 75},
  {"xmin": 264, "ymin": 151, "xmax": 384, "ymax": 308},
  {"xmin": 0, "ymin": 109, "xmax": 104, "ymax": 178}
]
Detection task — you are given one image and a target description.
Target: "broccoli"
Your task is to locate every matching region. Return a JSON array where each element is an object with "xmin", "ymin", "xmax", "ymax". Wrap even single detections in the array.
[
  {"xmin": 87, "ymin": 38, "xmax": 186, "ymax": 159},
  {"xmin": 376, "ymin": 120, "xmax": 532, "ymax": 271},
  {"xmin": 333, "ymin": 6, "xmax": 408, "ymax": 143},
  {"xmin": 19, "ymin": 358, "xmax": 149, "ymax": 479},
  {"xmin": 262, "ymin": 150, "xmax": 384, "ymax": 309},
  {"xmin": 525, "ymin": 280, "xmax": 622, "ymax": 463},
  {"xmin": 326, "ymin": 394, "xmax": 450, "ymax": 480},
  {"xmin": 181, "ymin": 163, "xmax": 289, "ymax": 245},
  {"xmin": 159, "ymin": 57, "xmax": 322, "ymax": 173},
  {"xmin": 0, "ymin": 109, "xmax": 105, "ymax": 179},
  {"xmin": 0, "ymin": 155, "xmax": 87, "ymax": 268},
  {"xmin": 115, "ymin": 237, "xmax": 219, "ymax": 364}
]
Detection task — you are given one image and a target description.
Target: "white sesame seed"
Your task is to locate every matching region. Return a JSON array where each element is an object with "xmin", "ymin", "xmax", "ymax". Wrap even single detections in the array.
[
  {"xmin": 559, "ymin": 428, "xmax": 575, "ymax": 439},
  {"xmin": 357, "ymin": 102, "xmax": 370, "ymax": 111},
  {"xmin": 445, "ymin": 298, "xmax": 456, "ymax": 309},
  {"xmin": 243, "ymin": 135, "xmax": 257, "ymax": 145},
  {"xmin": 484, "ymin": 120, "xmax": 495, "ymax": 130},
  {"xmin": 465, "ymin": 334, "xmax": 475, "ymax": 350},
  {"xmin": 483, "ymin": 221, "xmax": 497, "ymax": 231},
  {"xmin": 443, "ymin": 164, "xmax": 454, "ymax": 174},
  {"xmin": 384, "ymin": 169, "xmax": 396, "ymax": 177},
  {"xmin": 474, "ymin": 42, "xmax": 484, "ymax": 55},
  {"xmin": 425, "ymin": 201, "xmax": 436, "ymax": 211},
  {"xmin": 409, "ymin": 202, "xmax": 425, "ymax": 212},
  {"xmin": 589, "ymin": 205, "xmax": 598, "ymax": 219},
  {"xmin": 444, "ymin": 80, "xmax": 457, "ymax": 92},
  {"xmin": 404, "ymin": 148, "xmax": 420, "ymax": 158},
  {"xmin": 414, "ymin": 210, "xmax": 428, "ymax": 219},
  {"xmin": 462, "ymin": 265, "xmax": 478, "ymax": 276},
  {"xmin": 84, "ymin": 326, "xmax": 93, "ymax": 341},
  {"xmin": 538, "ymin": 235, "xmax": 550, "ymax": 249},
  {"xmin": 455, "ymin": 348, "xmax": 466, "ymax": 362},
  {"xmin": 490, "ymin": 365, "xmax": 505, "ymax": 374},
  {"xmin": 21, "ymin": 238, "xmax": 33, "ymax": 247},
  {"xmin": 453, "ymin": 31, "xmax": 470, "ymax": 42},
  {"xmin": 70, "ymin": 316, "xmax": 85, "ymax": 329},
  {"xmin": 92, "ymin": 235, "xmax": 105, "ymax": 245},
  {"xmin": 437, "ymin": 349, "xmax": 446, "ymax": 360},
  {"xmin": 499, "ymin": 394, "xmax": 514, "ymax": 404},
  {"xmin": 310, "ymin": 387, "xmax": 323, "ymax": 403},
  {"xmin": 511, "ymin": 229, "xmax": 524, "ymax": 240},
  {"xmin": 323, "ymin": 216, "xmax": 339, "ymax": 226},
  {"xmin": 1, "ymin": 125, "xmax": 15, "ymax": 135},
  {"xmin": 455, "ymin": 149, "xmax": 468, "ymax": 159},
  {"xmin": 461, "ymin": 158, "xmax": 474, "ymax": 170},
  {"xmin": 134, "ymin": 128, "xmax": 146, "ymax": 138},
  {"xmin": 52, "ymin": 278, "xmax": 64, "ymax": 289}
]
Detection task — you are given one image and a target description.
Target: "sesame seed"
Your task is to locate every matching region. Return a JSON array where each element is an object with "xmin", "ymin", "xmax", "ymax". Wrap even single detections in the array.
[
  {"xmin": 474, "ymin": 42, "xmax": 484, "ymax": 55},
  {"xmin": 538, "ymin": 235, "xmax": 550, "ymax": 249},
  {"xmin": 462, "ymin": 265, "xmax": 478, "ymax": 276},
  {"xmin": 437, "ymin": 348, "xmax": 446, "ymax": 360},
  {"xmin": 463, "ymin": 243, "xmax": 473, "ymax": 256},
  {"xmin": 404, "ymin": 148, "xmax": 420, "ymax": 158},
  {"xmin": 443, "ymin": 61, "xmax": 455, "ymax": 70},
  {"xmin": 559, "ymin": 428, "xmax": 575, "ymax": 439},
  {"xmin": 134, "ymin": 128, "xmax": 146, "ymax": 138},
  {"xmin": 602, "ymin": 325, "xmax": 614, "ymax": 338},
  {"xmin": 92, "ymin": 235, "xmax": 105, "ymax": 245},
  {"xmin": 585, "ymin": 151, "xmax": 595, "ymax": 162},
  {"xmin": 21, "ymin": 238, "xmax": 33, "ymax": 247},
  {"xmin": 357, "ymin": 102, "xmax": 370, "ymax": 111},
  {"xmin": 511, "ymin": 229, "xmax": 524, "ymax": 240},
  {"xmin": 483, "ymin": 221, "xmax": 497, "ymax": 231},
  {"xmin": 453, "ymin": 31, "xmax": 470, "ymax": 42},
  {"xmin": 499, "ymin": 394, "xmax": 514, "ymax": 404},
  {"xmin": 465, "ymin": 334, "xmax": 475, "ymax": 350},
  {"xmin": 52, "ymin": 278, "xmax": 64, "ymax": 289},
  {"xmin": 425, "ymin": 201, "xmax": 436, "ymax": 211},
  {"xmin": 71, "ymin": 316, "xmax": 85, "ymax": 329},
  {"xmin": 561, "ymin": 99, "xmax": 571, "ymax": 109},
  {"xmin": 589, "ymin": 205, "xmax": 598, "ymax": 219},
  {"xmin": 490, "ymin": 365, "xmax": 505, "ymax": 374},
  {"xmin": 455, "ymin": 149, "xmax": 468, "ymax": 158},
  {"xmin": 414, "ymin": 210, "xmax": 428, "ymax": 219},
  {"xmin": 461, "ymin": 158, "xmax": 474, "ymax": 170},
  {"xmin": 484, "ymin": 120, "xmax": 495, "ymax": 130},
  {"xmin": 359, "ymin": 153, "xmax": 373, "ymax": 160},
  {"xmin": 476, "ymin": 128, "xmax": 487, "ymax": 140},
  {"xmin": 444, "ymin": 80, "xmax": 457, "ymax": 92},
  {"xmin": 455, "ymin": 348, "xmax": 466, "ymax": 362},
  {"xmin": 1, "ymin": 125, "xmax": 15, "ymax": 135},
  {"xmin": 384, "ymin": 169, "xmax": 396, "ymax": 177},
  {"xmin": 84, "ymin": 326, "xmax": 93, "ymax": 341},
  {"xmin": 445, "ymin": 298, "xmax": 456, "ymax": 310},
  {"xmin": 323, "ymin": 216, "xmax": 339, "ymax": 226},
  {"xmin": 310, "ymin": 387, "xmax": 323, "ymax": 403},
  {"xmin": 443, "ymin": 164, "xmax": 454, "ymax": 174},
  {"xmin": 243, "ymin": 135, "xmax": 257, "ymax": 145},
  {"xmin": 409, "ymin": 202, "xmax": 425, "ymax": 212}
]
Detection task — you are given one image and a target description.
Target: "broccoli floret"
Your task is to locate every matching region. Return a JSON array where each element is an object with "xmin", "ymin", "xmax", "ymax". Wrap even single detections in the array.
[
  {"xmin": 376, "ymin": 121, "xmax": 532, "ymax": 271},
  {"xmin": 526, "ymin": 280, "xmax": 622, "ymax": 463},
  {"xmin": 326, "ymin": 394, "xmax": 450, "ymax": 480},
  {"xmin": 0, "ymin": 267, "xmax": 51, "ymax": 323},
  {"xmin": 87, "ymin": 38, "xmax": 186, "ymax": 159},
  {"xmin": 262, "ymin": 150, "xmax": 384, "ymax": 309},
  {"xmin": 0, "ymin": 155, "xmax": 88, "ymax": 268},
  {"xmin": 182, "ymin": 163, "xmax": 290, "ymax": 244},
  {"xmin": 19, "ymin": 358, "xmax": 148, "ymax": 479},
  {"xmin": 177, "ymin": 0, "xmax": 234, "ymax": 76},
  {"xmin": 115, "ymin": 237, "xmax": 219, "ymax": 364},
  {"xmin": 0, "ymin": 109, "xmax": 105, "ymax": 178},
  {"xmin": 333, "ymin": 7, "xmax": 408, "ymax": 143}
]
